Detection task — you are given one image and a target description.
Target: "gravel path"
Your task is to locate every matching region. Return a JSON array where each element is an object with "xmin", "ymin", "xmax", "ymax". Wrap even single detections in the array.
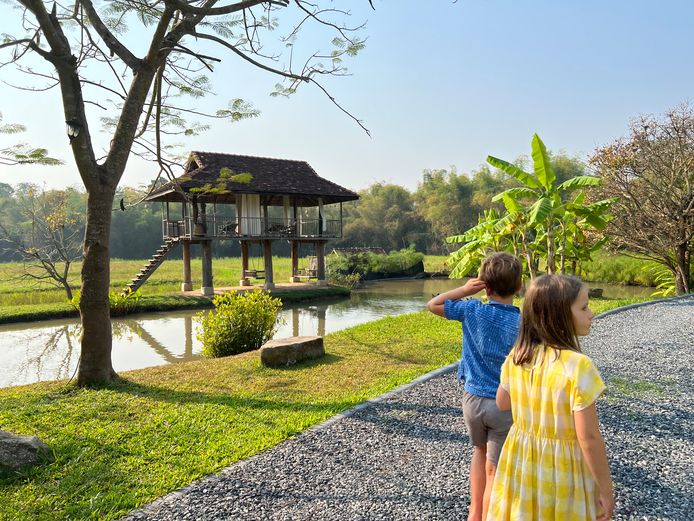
[{"xmin": 123, "ymin": 296, "xmax": 694, "ymax": 521}]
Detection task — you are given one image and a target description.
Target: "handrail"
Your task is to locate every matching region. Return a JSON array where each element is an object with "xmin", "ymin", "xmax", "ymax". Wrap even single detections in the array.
[{"xmin": 162, "ymin": 217, "xmax": 341, "ymax": 240}]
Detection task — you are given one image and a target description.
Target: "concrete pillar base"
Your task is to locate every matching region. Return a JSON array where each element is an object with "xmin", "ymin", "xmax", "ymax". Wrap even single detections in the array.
[
  {"xmin": 239, "ymin": 279, "xmax": 251, "ymax": 287},
  {"xmin": 181, "ymin": 282, "xmax": 193, "ymax": 292},
  {"xmin": 289, "ymin": 276, "xmax": 300, "ymax": 283},
  {"xmin": 263, "ymin": 282, "xmax": 275, "ymax": 291},
  {"xmin": 201, "ymin": 286, "xmax": 214, "ymax": 296}
]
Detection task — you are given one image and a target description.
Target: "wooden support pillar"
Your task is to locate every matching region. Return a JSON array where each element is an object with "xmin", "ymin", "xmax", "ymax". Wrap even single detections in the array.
[
  {"xmin": 263, "ymin": 239, "xmax": 274, "ymax": 290},
  {"xmin": 317, "ymin": 306, "xmax": 326, "ymax": 337},
  {"xmin": 184, "ymin": 315, "xmax": 193, "ymax": 357},
  {"xmin": 240, "ymin": 240, "xmax": 250, "ymax": 286},
  {"xmin": 290, "ymin": 240, "xmax": 300, "ymax": 283},
  {"xmin": 181, "ymin": 241, "xmax": 192, "ymax": 291},
  {"xmin": 292, "ymin": 307, "xmax": 299, "ymax": 337},
  {"xmin": 201, "ymin": 240, "xmax": 214, "ymax": 296},
  {"xmin": 316, "ymin": 241, "xmax": 326, "ymax": 285},
  {"xmin": 262, "ymin": 203, "xmax": 269, "ymax": 234}
]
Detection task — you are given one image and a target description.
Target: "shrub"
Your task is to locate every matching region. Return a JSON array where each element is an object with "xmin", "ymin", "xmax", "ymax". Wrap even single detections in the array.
[
  {"xmin": 68, "ymin": 289, "xmax": 141, "ymax": 316},
  {"xmin": 195, "ymin": 289, "xmax": 283, "ymax": 358},
  {"xmin": 327, "ymin": 271, "xmax": 362, "ymax": 288},
  {"xmin": 328, "ymin": 246, "xmax": 425, "ymax": 277}
]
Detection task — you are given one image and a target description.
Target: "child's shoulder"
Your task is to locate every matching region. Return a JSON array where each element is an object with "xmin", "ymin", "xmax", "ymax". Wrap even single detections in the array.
[{"xmin": 556, "ymin": 349, "xmax": 599, "ymax": 375}]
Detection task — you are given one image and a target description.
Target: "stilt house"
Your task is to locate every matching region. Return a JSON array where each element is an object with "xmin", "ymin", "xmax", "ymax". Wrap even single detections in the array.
[{"xmin": 126, "ymin": 152, "xmax": 359, "ymax": 295}]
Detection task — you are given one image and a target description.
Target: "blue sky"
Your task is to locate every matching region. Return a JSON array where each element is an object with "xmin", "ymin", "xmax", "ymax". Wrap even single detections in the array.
[{"xmin": 1, "ymin": 0, "xmax": 692, "ymax": 192}]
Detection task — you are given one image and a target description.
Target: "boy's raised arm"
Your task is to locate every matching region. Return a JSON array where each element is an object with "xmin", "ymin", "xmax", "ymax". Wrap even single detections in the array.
[{"xmin": 426, "ymin": 278, "xmax": 487, "ymax": 317}]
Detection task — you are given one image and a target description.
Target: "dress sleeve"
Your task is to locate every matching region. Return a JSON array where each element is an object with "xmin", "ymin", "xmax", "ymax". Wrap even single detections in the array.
[
  {"xmin": 570, "ymin": 354, "xmax": 606, "ymax": 411},
  {"xmin": 499, "ymin": 353, "xmax": 512, "ymax": 391}
]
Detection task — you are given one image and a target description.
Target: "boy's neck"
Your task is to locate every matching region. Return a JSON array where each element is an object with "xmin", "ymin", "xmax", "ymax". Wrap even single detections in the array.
[{"xmin": 487, "ymin": 291, "xmax": 515, "ymax": 305}]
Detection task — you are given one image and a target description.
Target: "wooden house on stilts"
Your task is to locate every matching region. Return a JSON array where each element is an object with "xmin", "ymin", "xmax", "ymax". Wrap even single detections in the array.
[{"xmin": 124, "ymin": 152, "xmax": 359, "ymax": 296}]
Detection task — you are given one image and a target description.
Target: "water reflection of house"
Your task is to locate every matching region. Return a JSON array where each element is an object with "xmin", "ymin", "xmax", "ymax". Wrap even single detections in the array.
[{"xmin": 123, "ymin": 152, "xmax": 359, "ymax": 295}]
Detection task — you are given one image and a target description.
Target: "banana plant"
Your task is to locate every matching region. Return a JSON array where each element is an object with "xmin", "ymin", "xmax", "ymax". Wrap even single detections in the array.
[
  {"xmin": 487, "ymin": 134, "xmax": 602, "ymax": 274},
  {"xmin": 445, "ymin": 208, "xmax": 517, "ymax": 278}
]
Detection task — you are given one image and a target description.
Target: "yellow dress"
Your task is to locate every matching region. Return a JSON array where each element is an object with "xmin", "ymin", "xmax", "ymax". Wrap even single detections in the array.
[{"xmin": 487, "ymin": 346, "xmax": 606, "ymax": 521}]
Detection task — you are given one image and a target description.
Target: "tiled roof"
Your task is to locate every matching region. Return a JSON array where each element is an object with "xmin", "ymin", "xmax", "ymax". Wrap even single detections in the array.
[{"xmin": 145, "ymin": 151, "xmax": 359, "ymax": 206}]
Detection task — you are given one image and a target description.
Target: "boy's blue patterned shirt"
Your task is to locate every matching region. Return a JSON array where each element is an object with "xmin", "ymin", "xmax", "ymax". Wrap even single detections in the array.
[{"xmin": 444, "ymin": 298, "xmax": 521, "ymax": 399}]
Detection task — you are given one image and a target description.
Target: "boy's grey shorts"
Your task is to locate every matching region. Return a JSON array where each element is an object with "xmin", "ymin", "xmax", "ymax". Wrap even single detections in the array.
[{"xmin": 462, "ymin": 391, "xmax": 513, "ymax": 466}]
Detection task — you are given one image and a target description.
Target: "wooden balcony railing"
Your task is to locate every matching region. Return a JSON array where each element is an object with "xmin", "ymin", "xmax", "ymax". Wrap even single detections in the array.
[{"xmin": 162, "ymin": 216, "xmax": 342, "ymax": 240}]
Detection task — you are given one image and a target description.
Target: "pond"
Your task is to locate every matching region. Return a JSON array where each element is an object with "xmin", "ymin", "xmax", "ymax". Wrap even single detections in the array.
[{"xmin": 0, "ymin": 279, "xmax": 654, "ymax": 388}]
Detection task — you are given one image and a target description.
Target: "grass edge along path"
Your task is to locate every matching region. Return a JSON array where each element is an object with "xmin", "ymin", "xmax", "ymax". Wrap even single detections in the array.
[{"xmin": 0, "ymin": 297, "xmax": 652, "ymax": 520}]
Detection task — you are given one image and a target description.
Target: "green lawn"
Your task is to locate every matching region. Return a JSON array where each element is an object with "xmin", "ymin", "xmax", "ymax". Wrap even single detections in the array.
[
  {"xmin": 0, "ymin": 257, "xmax": 301, "ymax": 307},
  {"xmin": 0, "ymin": 312, "xmax": 461, "ymax": 520},
  {"xmin": 0, "ymin": 296, "xmax": 652, "ymax": 520}
]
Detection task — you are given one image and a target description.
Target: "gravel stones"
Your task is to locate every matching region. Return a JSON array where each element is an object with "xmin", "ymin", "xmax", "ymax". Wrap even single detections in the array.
[{"xmin": 122, "ymin": 296, "xmax": 694, "ymax": 521}]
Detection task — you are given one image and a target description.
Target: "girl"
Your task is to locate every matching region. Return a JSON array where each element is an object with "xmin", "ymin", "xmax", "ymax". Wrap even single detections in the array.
[{"xmin": 487, "ymin": 275, "xmax": 614, "ymax": 521}]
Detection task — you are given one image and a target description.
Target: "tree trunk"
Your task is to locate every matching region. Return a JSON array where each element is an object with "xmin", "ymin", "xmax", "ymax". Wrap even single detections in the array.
[
  {"xmin": 674, "ymin": 242, "xmax": 691, "ymax": 294},
  {"xmin": 63, "ymin": 280, "xmax": 73, "ymax": 301},
  {"xmin": 546, "ymin": 225, "xmax": 556, "ymax": 274},
  {"xmin": 521, "ymin": 233, "xmax": 538, "ymax": 279},
  {"xmin": 559, "ymin": 224, "xmax": 567, "ymax": 274},
  {"xmin": 77, "ymin": 186, "xmax": 117, "ymax": 386}
]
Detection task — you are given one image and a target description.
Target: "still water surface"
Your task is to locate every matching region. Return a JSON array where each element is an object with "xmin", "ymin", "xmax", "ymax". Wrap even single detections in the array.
[{"xmin": 0, "ymin": 279, "xmax": 653, "ymax": 388}]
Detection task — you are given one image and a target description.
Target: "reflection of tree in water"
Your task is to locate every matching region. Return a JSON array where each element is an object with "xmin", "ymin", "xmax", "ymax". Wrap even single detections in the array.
[{"xmin": 20, "ymin": 323, "xmax": 81, "ymax": 383}]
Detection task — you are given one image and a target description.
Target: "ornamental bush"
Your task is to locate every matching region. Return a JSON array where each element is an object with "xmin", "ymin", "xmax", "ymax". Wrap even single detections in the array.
[{"xmin": 196, "ymin": 289, "xmax": 283, "ymax": 358}]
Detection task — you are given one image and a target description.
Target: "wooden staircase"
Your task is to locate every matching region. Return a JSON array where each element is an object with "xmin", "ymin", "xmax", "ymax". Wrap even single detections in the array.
[{"xmin": 121, "ymin": 238, "xmax": 179, "ymax": 296}]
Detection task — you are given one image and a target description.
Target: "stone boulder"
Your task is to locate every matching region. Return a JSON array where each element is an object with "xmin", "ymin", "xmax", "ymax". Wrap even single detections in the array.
[
  {"xmin": 0, "ymin": 429, "xmax": 53, "ymax": 474},
  {"xmin": 260, "ymin": 336, "xmax": 325, "ymax": 367}
]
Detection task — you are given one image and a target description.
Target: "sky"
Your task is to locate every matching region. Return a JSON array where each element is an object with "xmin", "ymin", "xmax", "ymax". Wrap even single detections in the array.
[{"xmin": 1, "ymin": 0, "xmax": 693, "ymax": 194}]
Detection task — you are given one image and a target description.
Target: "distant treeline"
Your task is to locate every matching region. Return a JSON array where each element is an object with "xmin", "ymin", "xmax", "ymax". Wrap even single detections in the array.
[{"xmin": 0, "ymin": 151, "xmax": 588, "ymax": 261}]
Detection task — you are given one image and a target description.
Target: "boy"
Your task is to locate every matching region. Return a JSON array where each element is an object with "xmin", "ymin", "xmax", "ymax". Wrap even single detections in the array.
[{"xmin": 426, "ymin": 252, "xmax": 522, "ymax": 521}]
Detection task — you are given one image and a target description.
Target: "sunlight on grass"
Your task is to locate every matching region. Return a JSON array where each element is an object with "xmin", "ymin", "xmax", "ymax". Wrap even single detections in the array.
[{"xmin": 0, "ymin": 312, "xmax": 461, "ymax": 520}]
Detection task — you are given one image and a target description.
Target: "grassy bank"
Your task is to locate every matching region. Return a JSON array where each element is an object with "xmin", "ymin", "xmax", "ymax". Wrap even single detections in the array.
[
  {"xmin": 0, "ymin": 257, "xmax": 305, "ymax": 307},
  {"xmin": 424, "ymin": 253, "xmax": 661, "ymax": 288},
  {"xmin": 0, "ymin": 252, "xmax": 659, "ymax": 311},
  {"xmin": 0, "ymin": 287, "xmax": 350, "ymax": 325},
  {"xmin": 0, "ymin": 296, "xmax": 652, "ymax": 520}
]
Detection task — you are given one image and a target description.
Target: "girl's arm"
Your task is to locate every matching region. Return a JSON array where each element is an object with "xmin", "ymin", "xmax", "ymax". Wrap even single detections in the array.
[
  {"xmin": 496, "ymin": 385, "xmax": 511, "ymax": 410},
  {"xmin": 574, "ymin": 404, "xmax": 614, "ymax": 521},
  {"xmin": 426, "ymin": 278, "xmax": 486, "ymax": 316}
]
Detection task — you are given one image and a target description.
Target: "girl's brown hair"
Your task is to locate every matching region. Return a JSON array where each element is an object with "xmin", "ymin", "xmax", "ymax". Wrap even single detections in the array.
[{"xmin": 512, "ymin": 274, "xmax": 585, "ymax": 365}]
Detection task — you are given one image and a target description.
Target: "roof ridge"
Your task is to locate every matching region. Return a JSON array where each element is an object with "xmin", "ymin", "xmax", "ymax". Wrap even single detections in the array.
[{"xmin": 191, "ymin": 151, "xmax": 315, "ymax": 169}]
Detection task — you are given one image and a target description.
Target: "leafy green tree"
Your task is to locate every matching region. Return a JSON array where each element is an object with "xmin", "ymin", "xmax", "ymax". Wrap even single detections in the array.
[
  {"xmin": 110, "ymin": 187, "xmax": 164, "ymax": 259},
  {"xmin": 413, "ymin": 167, "xmax": 478, "ymax": 254},
  {"xmin": 2, "ymin": 0, "xmax": 370, "ymax": 385},
  {"xmin": 590, "ymin": 104, "xmax": 694, "ymax": 294},
  {"xmin": 341, "ymin": 183, "xmax": 427, "ymax": 252}
]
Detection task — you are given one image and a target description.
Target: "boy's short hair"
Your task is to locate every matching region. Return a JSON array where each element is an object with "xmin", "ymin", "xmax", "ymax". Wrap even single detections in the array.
[{"xmin": 479, "ymin": 252, "xmax": 522, "ymax": 297}]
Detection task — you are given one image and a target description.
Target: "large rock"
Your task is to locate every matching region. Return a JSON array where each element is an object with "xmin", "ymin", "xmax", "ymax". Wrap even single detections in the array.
[
  {"xmin": 0, "ymin": 429, "xmax": 53, "ymax": 473},
  {"xmin": 260, "ymin": 336, "xmax": 325, "ymax": 367}
]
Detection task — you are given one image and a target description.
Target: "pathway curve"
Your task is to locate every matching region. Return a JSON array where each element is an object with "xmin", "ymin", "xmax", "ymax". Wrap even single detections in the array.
[{"xmin": 123, "ymin": 296, "xmax": 694, "ymax": 521}]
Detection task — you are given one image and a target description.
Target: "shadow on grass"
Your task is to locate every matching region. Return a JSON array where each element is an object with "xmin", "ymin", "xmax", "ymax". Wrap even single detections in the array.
[
  {"xmin": 105, "ymin": 357, "xmax": 355, "ymax": 414},
  {"xmin": 333, "ymin": 330, "xmax": 435, "ymax": 365},
  {"xmin": 268, "ymin": 353, "xmax": 344, "ymax": 371}
]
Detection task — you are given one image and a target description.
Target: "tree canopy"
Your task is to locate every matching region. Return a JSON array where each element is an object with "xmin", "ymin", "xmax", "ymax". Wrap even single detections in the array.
[
  {"xmin": 590, "ymin": 104, "xmax": 694, "ymax": 294},
  {"xmin": 1, "ymin": 0, "xmax": 371, "ymax": 385}
]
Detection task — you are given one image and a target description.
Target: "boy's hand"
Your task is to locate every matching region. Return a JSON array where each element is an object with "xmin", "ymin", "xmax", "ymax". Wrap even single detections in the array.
[
  {"xmin": 426, "ymin": 277, "xmax": 486, "ymax": 317},
  {"xmin": 461, "ymin": 278, "xmax": 486, "ymax": 295}
]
